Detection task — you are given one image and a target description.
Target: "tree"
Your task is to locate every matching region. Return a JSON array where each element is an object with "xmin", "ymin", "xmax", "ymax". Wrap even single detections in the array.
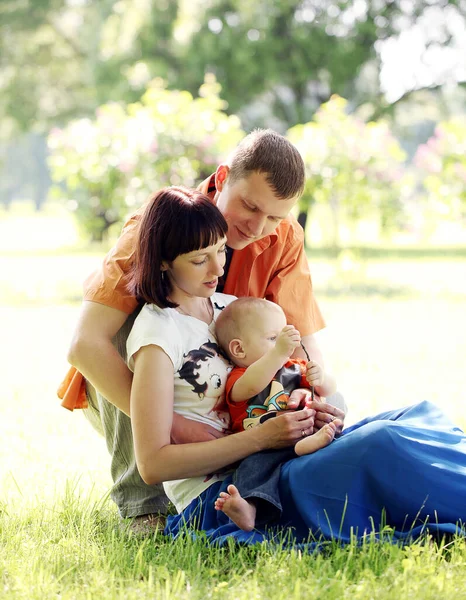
[
  {"xmin": 414, "ymin": 116, "xmax": 466, "ymax": 220},
  {"xmin": 2, "ymin": 0, "xmax": 464, "ymax": 136},
  {"xmin": 48, "ymin": 77, "xmax": 244, "ymax": 241},
  {"xmin": 288, "ymin": 95, "xmax": 407, "ymax": 248},
  {"xmin": 174, "ymin": 0, "xmax": 466, "ymax": 130}
]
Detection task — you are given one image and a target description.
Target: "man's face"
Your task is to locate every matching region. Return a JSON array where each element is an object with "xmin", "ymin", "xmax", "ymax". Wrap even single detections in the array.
[{"xmin": 215, "ymin": 169, "xmax": 298, "ymax": 250}]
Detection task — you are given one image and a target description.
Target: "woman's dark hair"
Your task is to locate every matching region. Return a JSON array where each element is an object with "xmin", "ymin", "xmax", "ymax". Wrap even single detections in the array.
[{"xmin": 129, "ymin": 186, "xmax": 228, "ymax": 308}]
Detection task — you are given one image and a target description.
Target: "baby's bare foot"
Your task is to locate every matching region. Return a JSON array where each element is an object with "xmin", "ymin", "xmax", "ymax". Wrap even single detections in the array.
[
  {"xmin": 294, "ymin": 419, "xmax": 342, "ymax": 456},
  {"xmin": 214, "ymin": 484, "xmax": 256, "ymax": 531}
]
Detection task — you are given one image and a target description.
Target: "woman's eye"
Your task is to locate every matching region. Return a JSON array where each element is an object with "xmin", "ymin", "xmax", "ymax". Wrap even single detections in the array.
[{"xmin": 193, "ymin": 259, "xmax": 207, "ymax": 266}]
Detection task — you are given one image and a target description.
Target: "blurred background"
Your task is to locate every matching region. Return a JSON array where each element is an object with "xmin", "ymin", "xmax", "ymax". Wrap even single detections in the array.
[{"xmin": 1, "ymin": 0, "xmax": 465, "ymax": 505}]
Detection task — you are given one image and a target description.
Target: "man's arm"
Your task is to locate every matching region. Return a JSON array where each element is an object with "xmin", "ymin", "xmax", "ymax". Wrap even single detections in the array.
[
  {"xmin": 304, "ymin": 360, "xmax": 337, "ymax": 397},
  {"xmin": 67, "ymin": 301, "xmax": 225, "ymax": 441},
  {"xmin": 289, "ymin": 333, "xmax": 344, "ymax": 426},
  {"xmin": 67, "ymin": 301, "xmax": 133, "ymax": 415},
  {"xmin": 292, "ymin": 333, "xmax": 324, "ymax": 365}
]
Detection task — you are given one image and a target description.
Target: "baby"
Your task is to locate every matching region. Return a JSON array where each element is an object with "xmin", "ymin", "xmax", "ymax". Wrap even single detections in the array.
[{"xmin": 214, "ymin": 296, "xmax": 343, "ymax": 531}]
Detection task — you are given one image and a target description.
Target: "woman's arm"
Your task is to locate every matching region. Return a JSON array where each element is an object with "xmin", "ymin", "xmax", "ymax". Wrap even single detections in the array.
[{"xmin": 131, "ymin": 344, "xmax": 316, "ymax": 485}]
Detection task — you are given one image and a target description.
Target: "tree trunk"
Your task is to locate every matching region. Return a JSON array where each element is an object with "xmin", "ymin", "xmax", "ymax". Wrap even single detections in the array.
[{"xmin": 297, "ymin": 210, "xmax": 308, "ymax": 247}]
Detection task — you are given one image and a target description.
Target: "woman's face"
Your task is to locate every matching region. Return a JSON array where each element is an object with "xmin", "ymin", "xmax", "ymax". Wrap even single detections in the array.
[{"xmin": 163, "ymin": 237, "xmax": 227, "ymax": 299}]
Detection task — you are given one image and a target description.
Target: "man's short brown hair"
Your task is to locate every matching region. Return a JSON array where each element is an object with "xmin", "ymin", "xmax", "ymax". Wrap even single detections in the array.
[{"xmin": 228, "ymin": 129, "xmax": 305, "ymax": 199}]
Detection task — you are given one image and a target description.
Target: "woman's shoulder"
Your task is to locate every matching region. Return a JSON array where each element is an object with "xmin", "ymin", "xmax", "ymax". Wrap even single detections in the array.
[
  {"xmin": 127, "ymin": 303, "xmax": 184, "ymax": 371},
  {"xmin": 131, "ymin": 302, "xmax": 175, "ymax": 331},
  {"xmin": 128, "ymin": 303, "xmax": 182, "ymax": 345},
  {"xmin": 138, "ymin": 302, "xmax": 173, "ymax": 319}
]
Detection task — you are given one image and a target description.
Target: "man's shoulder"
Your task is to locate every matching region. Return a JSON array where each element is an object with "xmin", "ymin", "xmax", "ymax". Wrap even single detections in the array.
[
  {"xmin": 248, "ymin": 214, "xmax": 304, "ymax": 255},
  {"xmin": 276, "ymin": 214, "xmax": 305, "ymax": 243}
]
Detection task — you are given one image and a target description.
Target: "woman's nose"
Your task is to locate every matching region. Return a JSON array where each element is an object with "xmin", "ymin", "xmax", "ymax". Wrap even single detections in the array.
[{"xmin": 212, "ymin": 259, "xmax": 224, "ymax": 277}]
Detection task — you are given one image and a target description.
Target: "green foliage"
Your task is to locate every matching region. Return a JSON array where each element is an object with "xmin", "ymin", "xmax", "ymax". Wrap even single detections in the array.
[
  {"xmin": 47, "ymin": 76, "xmax": 244, "ymax": 241},
  {"xmin": 288, "ymin": 95, "xmax": 408, "ymax": 247},
  {"xmin": 414, "ymin": 116, "xmax": 466, "ymax": 219},
  {"xmin": 179, "ymin": 0, "xmax": 380, "ymax": 127},
  {"xmin": 2, "ymin": 0, "xmax": 464, "ymax": 135}
]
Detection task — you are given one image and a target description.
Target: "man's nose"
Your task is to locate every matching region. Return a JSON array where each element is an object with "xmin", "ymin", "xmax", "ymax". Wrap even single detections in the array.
[{"xmin": 247, "ymin": 214, "xmax": 267, "ymax": 237}]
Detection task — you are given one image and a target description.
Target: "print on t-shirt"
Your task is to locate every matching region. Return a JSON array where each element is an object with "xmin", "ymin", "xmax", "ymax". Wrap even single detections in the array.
[{"xmin": 179, "ymin": 341, "xmax": 232, "ymax": 430}]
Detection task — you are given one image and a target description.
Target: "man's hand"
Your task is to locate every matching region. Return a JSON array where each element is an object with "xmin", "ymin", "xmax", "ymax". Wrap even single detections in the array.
[
  {"xmin": 305, "ymin": 360, "xmax": 325, "ymax": 387},
  {"xmin": 288, "ymin": 389, "xmax": 345, "ymax": 433},
  {"xmin": 275, "ymin": 325, "xmax": 301, "ymax": 358},
  {"xmin": 307, "ymin": 399, "xmax": 345, "ymax": 434},
  {"xmin": 171, "ymin": 413, "xmax": 228, "ymax": 444},
  {"xmin": 287, "ymin": 388, "xmax": 314, "ymax": 410}
]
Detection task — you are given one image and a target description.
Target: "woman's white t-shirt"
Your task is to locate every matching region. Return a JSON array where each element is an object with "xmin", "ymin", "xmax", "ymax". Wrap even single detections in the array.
[{"xmin": 126, "ymin": 293, "xmax": 236, "ymax": 512}]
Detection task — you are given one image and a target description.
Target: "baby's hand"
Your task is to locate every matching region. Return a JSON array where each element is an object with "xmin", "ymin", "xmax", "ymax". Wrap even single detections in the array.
[
  {"xmin": 305, "ymin": 360, "xmax": 325, "ymax": 388},
  {"xmin": 275, "ymin": 325, "xmax": 301, "ymax": 357}
]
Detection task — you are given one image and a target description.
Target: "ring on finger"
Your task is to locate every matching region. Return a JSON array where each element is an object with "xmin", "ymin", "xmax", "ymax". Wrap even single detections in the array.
[{"xmin": 301, "ymin": 429, "xmax": 307, "ymax": 438}]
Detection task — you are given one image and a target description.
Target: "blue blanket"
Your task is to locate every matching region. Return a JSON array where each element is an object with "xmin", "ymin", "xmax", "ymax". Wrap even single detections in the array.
[{"xmin": 165, "ymin": 401, "xmax": 466, "ymax": 547}]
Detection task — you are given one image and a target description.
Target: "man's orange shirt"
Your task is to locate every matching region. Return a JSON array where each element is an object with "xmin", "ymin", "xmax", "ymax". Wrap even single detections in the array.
[{"xmin": 58, "ymin": 175, "xmax": 325, "ymax": 410}]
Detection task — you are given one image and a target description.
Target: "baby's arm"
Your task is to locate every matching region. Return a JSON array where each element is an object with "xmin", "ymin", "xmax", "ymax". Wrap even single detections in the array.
[
  {"xmin": 229, "ymin": 325, "xmax": 301, "ymax": 403},
  {"xmin": 305, "ymin": 360, "xmax": 337, "ymax": 398}
]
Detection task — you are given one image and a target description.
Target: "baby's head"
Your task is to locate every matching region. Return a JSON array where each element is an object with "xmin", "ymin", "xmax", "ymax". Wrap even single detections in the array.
[{"xmin": 216, "ymin": 297, "xmax": 287, "ymax": 367}]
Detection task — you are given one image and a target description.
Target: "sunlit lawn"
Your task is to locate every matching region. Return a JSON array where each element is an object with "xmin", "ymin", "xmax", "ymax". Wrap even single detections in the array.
[{"xmin": 2, "ymin": 205, "xmax": 466, "ymax": 598}]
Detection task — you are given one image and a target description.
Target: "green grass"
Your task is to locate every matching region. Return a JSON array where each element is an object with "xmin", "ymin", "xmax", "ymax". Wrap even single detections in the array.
[
  {"xmin": 4, "ymin": 491, "xmax": 466, "ymax": 599},
  {"xmin": 2, "ymin": 206, "xmax": 466, "ymax": 597}
]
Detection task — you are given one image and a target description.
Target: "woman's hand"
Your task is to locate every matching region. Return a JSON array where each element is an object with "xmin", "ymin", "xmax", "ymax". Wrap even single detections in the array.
[{"xmin": 257, "ymin": 408, "xmax": 316, "ymax": 449}]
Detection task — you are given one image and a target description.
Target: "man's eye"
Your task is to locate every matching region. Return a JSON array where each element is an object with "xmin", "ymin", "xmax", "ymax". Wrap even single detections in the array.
[{"xmin": 268, "ymin": 336, "xmax": 277, "ymax": 342}]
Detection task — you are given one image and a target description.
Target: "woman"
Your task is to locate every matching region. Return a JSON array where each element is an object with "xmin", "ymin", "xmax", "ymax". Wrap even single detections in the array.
[
  {"xmin": 127, "ymin": 186, "xmax": 316, "ymax": 516},
  {"xmin": 128, "ymin": 186, "xmax": 466, "ymax": 546}
]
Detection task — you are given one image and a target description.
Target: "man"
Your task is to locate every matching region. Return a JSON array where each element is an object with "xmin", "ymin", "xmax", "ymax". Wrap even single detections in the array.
[{"xmin": 60, "ymin": 129, "xmax": 344, "ymax": 532}]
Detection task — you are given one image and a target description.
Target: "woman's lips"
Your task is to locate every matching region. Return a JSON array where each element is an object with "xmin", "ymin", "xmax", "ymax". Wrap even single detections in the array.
[{"xmin": 204, "ymin": 279, "xmax": 217, "ymax": 288}]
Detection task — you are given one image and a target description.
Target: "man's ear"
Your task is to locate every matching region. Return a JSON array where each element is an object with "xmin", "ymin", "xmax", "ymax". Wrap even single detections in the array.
[
  {"xmin": 215, "ymin": 164, "xmax": 230, "ymax": 192},
  {"xmin": 229, "ymin": 338, "xmax": 245, "ymax": 359}
]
